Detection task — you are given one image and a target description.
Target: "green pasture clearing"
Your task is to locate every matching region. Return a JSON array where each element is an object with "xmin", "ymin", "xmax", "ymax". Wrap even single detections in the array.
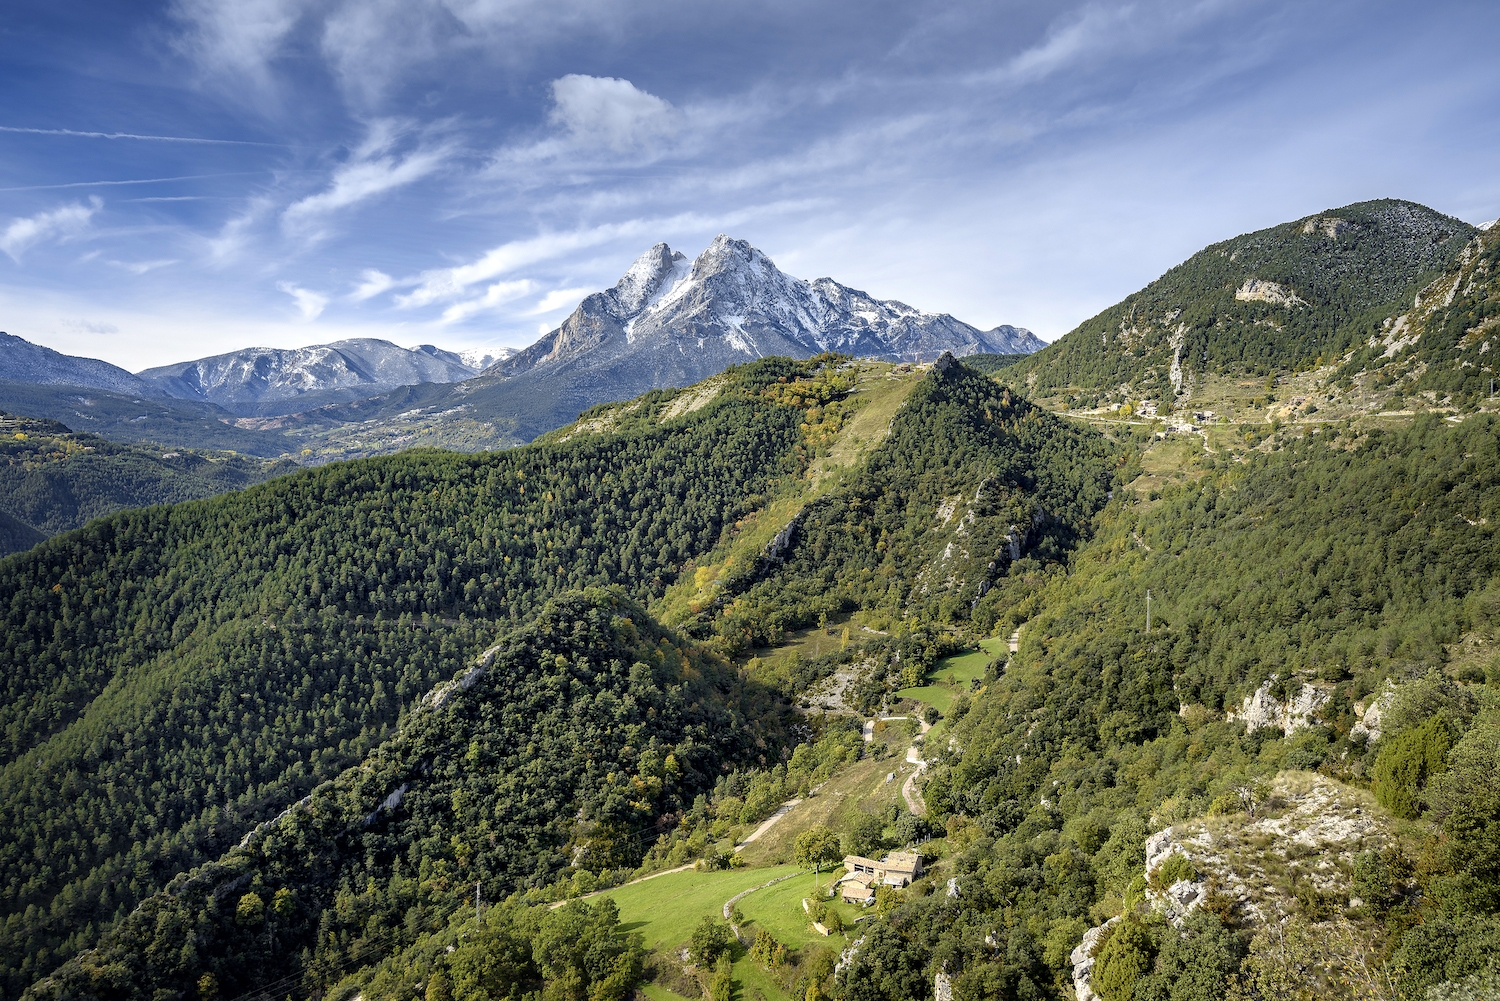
[
  {"xmin": 604, "ymin": 864, "xmax": 848, "ymax": 1001},
  {"xmin": 603, "ymin": 865, "xmax": 799, "ymax": 951},
  {"xmin": 736, "ymin": 869, "xmax": 865, "ymax": 950},
  {"xmin": 896, "ymin": 638, "xmax": 1005, "ymax": 744},
  {"xmin": 895, "ymin": 640, "xmax": 1002, "ymax": 711}
]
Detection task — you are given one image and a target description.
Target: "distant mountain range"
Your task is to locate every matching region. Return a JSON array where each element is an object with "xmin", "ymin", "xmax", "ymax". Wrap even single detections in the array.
[
  {"xmin": 0, "ymin": 332, "xmax": 155, "ymax": 396},
  {"xmin": 0, "ymin": 235, "xmax": 1040, "ymax": 453},
  {"xmin": 137, "ymin": 340, "xmax": 497, "ymax": 415},
  {"xmin": 295, "ymin": 235, "xmax": 1043, "ymax": 442}
]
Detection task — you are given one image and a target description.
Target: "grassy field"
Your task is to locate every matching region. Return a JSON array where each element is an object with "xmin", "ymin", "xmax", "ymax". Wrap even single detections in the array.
[
  {"xmin": 736, "ymin": 869, "xmax": 866, "ymax": 949},
  {"xmin": 895, "ymin": 637, "xmax": 1006, "ymax": 747},
  {"xmin": 602, "ymin": 862, "xmax": 856, "ymax": 1001},
  {"xmin": 603, "ymin": 865, "xmax": 800, "ymax": 950},
  {"xmin": 895, "ymin": 638, "xmax": 1004, "ymax": 710},
  {"xmin": 654, "ymin": 362, "xmax": 922, "ymax": 631}
]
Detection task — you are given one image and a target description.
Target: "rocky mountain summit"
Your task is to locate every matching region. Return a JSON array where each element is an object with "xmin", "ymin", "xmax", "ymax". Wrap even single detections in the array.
[
  {"xmin": 490, "ymin": 235, "xmax": 1041, "ymax": 383},
  {"xmin": 138, "ymin": 338, "xmax": 484, "ymax": 414}
]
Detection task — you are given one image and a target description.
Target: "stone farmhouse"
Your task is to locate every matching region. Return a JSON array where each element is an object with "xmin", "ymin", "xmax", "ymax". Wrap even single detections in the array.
[{"xmin": 838, "ymin": 851, "xmax": 924, "ymax": 904}]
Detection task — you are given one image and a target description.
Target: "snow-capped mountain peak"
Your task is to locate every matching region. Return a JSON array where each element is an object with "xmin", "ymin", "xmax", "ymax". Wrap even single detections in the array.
[{"xmin": 487, "ymin": 234, "xmax": 1042, "ymax": 397}]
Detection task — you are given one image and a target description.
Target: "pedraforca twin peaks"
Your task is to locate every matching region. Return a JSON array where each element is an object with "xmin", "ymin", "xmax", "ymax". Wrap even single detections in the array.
[{"xmin": 487, "ymin": 233, "xmax": 1042, "ymax": 383}]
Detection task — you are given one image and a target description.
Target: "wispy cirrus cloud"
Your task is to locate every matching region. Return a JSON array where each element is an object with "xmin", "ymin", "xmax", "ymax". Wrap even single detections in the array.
[
  {"xmin": 170, "ymin": 0, "xmax": 307, "ymax": 96},
  {"xmin": 351, "ymin": 268, "xmax": 396, "ymax": 301},
  {"xmin": 206, "ymin": 196, "xmax": 273, "ymax": 262},
  {"xmin": 525, "ymin": 286, "xmax": 589, "ymax": 315},
  {"xmin": 439, "ymin": 279, "xmax": 536, "ymax": 323},
  {"xmin": 282, "ymin": 121, "xmax": 453, "ymax": 238},
  {"xmin": 396, "ymin": 202, "xmax": 819, "ymax": 315},
  {"xmin": 0, "ymin": 198, "xmax": 102, "ymax": 261},
  {"xmin": 108, "ymin": 258, "xmax": 179, "ymax": 275}
]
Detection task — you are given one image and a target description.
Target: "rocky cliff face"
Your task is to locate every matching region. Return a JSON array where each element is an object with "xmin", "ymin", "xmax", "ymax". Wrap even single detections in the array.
[{"xmin": 1069, "ymin": 772, "xmax": 1396, "ymax": 1001}]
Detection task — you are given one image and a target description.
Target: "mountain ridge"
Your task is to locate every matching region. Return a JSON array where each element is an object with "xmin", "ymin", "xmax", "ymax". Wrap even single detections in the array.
[
  {"xmin": 491, "ymin": 235, "xmax": 1043, "ymax": 384},
  {"xmin": 1011, "ymin": 198, "xmax": 1477, "ymax": 406},
  {"xmin": 137, "ymin": 338, "xmax": 485, "ymax": 414},
  {"xmin": 0, "ymin": 333, "xmax": 157, "ymax": 397}
]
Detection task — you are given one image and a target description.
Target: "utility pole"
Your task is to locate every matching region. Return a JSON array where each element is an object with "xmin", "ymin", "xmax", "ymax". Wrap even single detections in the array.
[
  {"xmin": 1146, "ymin": 590, "xmax": 1151, "ymax": 634},
  {"xmin": 476, "ymin": 881, "xmax": 482, "ymax": 924}
]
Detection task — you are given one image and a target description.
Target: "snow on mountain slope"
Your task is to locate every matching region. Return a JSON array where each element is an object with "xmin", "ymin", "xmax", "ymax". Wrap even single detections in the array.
[
  {"xmin": 139, "ymin": 339, "xmax": 481, "ymax": 409},
  {"xmin": 0, "ymin": 332, "xmax": 157, "ymax": 396},
  {"xmin": 460, "ymin": 347, "xmax": 516, "ymax": 371},
  {"xmin": 495, "ymin": 235, "xmax": 1040, "ymax": 384}
]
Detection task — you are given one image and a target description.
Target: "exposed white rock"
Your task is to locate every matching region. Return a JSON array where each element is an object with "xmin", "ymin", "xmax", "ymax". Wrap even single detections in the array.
[
  {"xmin": 1302, "ymin": 216, "xmax": 1353, "ymax": 239},
  {"xmin": 1070, "ymin": 917, "xmax": 1119, "ymax": 1001},
  {"xmin": 1236, "ymin": 279, "xmax": 1308, "ymax": 308},
  {"xmin": 1070, "ymin": 773, "xmax": 1394, "ymax": 1000},
  {"xmin": 1227, "ymin": 678, "xmax": 1330, "ymax": 733},
  {"xmin": 1351, "ymin": 681, "xmax": 1396, "ymax": 744}
]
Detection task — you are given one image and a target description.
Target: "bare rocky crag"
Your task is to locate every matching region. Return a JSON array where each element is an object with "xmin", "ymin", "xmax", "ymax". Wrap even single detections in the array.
[{"xmin": 1070, "ymin": 772, "xmax": 1394, "ymax": 1001}]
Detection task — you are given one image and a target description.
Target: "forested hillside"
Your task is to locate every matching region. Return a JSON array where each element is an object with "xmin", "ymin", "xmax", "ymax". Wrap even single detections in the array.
[
  {"xmin": 0, "ymin": 359, "xmax": 809, "ymax": 995},
  {"xmin": 675, "ymin": 355, "xmax": 1121, "ymax": 649},
  {"xmin": 0, "ymin": 412, "xmax": 294, "ymax": 555},
  {"xmin": 7, "ymin": 345, "xmax": 1500, "ymax": 1001},
  {"xmin": 27, "ymin": 589, "xmax": 777, "ymax": 1001},
  {"xmin": 855, "ymin": 416, "xmax": 1500, "ymax": 1000},
  {"xmin": 1, "ymin": 356, "xmax": 1120, "ymax": 1001},
  {"xmin": 1012, "ymin": 200, "xmax": 1475, "ymax": 406}
]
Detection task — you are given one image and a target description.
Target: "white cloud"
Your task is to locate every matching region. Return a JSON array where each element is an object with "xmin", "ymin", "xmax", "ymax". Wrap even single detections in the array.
[
  {"xmin": 207, "ymin": 196, "xmax": 273, "ymax": 262},
  {"xmin": 1002, "ymin": 4, "xmax": 1135, "ymax": 84},
  {"xmin": 527, "ymin": 287, "xmax": 589, "ymax": 315},
  {"xmin": 439, "ymin": 279, "xmax": 536, "ymax": 323},
  {"xmin": 109, "ymin": 259, "xmax": 179, "ymax": 275},
  {"xmin": 276, "ymin": 280, "xmax": 330, "ymax": 319},
  {"xmin": 0, "ymin": 198, "xmax": 101, "ymax": 261},
  {"xmin": 170, "ymin": 0, "xmax": 307, "ymax": 94},
  {"xmin": 351, "ymin": 268, "xmax": 396, "ymax": 300},
  {"xmin": 549, "ymin": 75, "xmax": 680, "ymax": 150},
  {"xmin": 283, "ymin": 124, "xmax": 451, "ymax": 235},
  {"xmin": 397, "ymin": 204, "xmax": 814, "ymax": 312},
  {"xmin": 398, "ymin": 220, "xmax": 648, "ymax": 307}
]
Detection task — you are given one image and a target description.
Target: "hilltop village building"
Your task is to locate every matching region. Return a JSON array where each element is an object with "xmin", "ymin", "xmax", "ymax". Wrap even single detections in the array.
[{"xmin": 838, "ymin": 851, "xmax": 924, "ymax": 904}]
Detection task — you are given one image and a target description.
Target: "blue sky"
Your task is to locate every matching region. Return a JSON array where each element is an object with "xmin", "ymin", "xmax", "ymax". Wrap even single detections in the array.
[{"xmin": 1, "ymin": 0, "xmax": 1497, "ymax": 370}]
